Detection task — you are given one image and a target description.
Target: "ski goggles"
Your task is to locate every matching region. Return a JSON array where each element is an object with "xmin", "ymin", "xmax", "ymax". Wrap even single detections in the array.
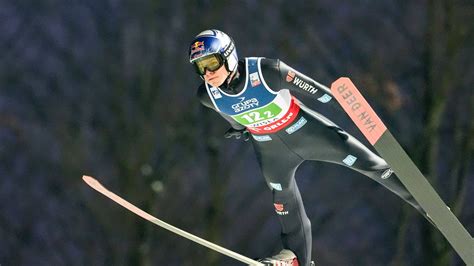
[{"xmin": 193, "ymin": 54, "xmax": 225, "ymax": 75}]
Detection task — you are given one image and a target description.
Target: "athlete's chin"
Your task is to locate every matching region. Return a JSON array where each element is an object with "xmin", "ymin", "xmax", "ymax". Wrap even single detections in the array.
[{"xmin": 208, "ymin": 80, "xmax": 224, "ymax": 87}]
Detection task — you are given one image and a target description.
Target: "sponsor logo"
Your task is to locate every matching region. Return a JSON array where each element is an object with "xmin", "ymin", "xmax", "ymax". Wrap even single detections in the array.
[
  {"xmin": 191, "ymin": 41, "xmax": 204, "ymax": 51},
  {"xmin": 317, "ymin": 94, "xmax": 333, "ymax": 103},
  {"xmin": 274, "ymin": 203, "xmax": 289, "ymax": 215},
  {"xmin": 334, "ymin": 80, "xmax": 387, "ymax": 144},
  {"xmin": 269, "ymin": 182, "xmax": 282, "ymax": 191},
  {"xmin": 381, "ymin": 168, "xmax": 394, "ymax": 179},
  {"xmin": 262, "ymin": 111, "xmax": 294, "ymax": 131},
  {"xmin": 286, "ymin": 71, "xmax": 318, "ymax": 94},
  {"xmin": 292, "ymin": 77, "xmax": 318, "ymax": 94},
  {"xmin": 246, "ymin": 100, "xmax": 300, "ymax": 134},
  {"xmin": 223, "ymin": 41, "xmax": 234, "ymax": 57},
  {"xmin": 231, "ymin": 97, "xmax": 259, "ymax": 112},
  {"xmin": 252, "ymin": 134, "xmax": 272, "ymax": 142},
  {"xmin": 249, "ymin": 72, "xmax": 261, "ymax": 87},
  {"xmin": 342, "ymin": 155, "xmax": 357, "ymax": 166},
  {"xmin": 286, "ymin": 70, "xmax": 296, "ymax": 82},
  {"xmin": 247, "ymin": 117, "xmax": 280, "ymax": 128},
  {"xmin": 285, "ymin": 116, "xmax": 307, "ymax": 134},
  {"xmin": 190, "ymin": 41, "xmax": 205, "ymax": 60},
  {"xmin": 210, "ymin": 87, "xmax": 222, "ymax": 99}
]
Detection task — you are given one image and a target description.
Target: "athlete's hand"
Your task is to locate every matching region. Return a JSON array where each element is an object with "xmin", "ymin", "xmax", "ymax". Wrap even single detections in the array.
[{"xmin": 224, "ymin": 127, "xmax": 250, "ymax": 141}]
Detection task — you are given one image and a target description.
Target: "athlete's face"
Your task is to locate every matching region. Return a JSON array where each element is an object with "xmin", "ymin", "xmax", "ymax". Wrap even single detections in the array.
[{"xmin": 203, "ymin": 65, "xmax": 229, "ymax": 87}]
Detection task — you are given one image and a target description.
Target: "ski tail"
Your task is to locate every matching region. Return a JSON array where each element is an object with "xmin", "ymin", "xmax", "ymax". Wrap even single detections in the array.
[
  {"xmin": 82, "ymin": 175, "xmax": 264, "ymax": 266},
  {"xmin": 330, "ymin": 78, "xmax": 473, "ymax": 265}
]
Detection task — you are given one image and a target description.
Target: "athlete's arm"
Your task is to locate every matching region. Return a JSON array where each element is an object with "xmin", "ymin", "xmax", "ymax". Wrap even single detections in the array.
[{"xmin": 260, "ymin": 58, "xmax": 339, "ymax": 109}]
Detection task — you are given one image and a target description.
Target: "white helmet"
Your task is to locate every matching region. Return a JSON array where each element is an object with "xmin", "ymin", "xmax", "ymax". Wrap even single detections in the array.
[{"xmin": 188, "ymin": 29, "xmax": 238, "ymax": 75}]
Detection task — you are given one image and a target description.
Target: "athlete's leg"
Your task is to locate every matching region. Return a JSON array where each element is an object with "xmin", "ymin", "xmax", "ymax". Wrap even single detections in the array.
[
  {"xmin": 284, "ymin": 108, "xmax": 428, "ymax": 219},
  {"xmin": 251, "ymin": 135, "xmax": 312, "ymax": 266}
]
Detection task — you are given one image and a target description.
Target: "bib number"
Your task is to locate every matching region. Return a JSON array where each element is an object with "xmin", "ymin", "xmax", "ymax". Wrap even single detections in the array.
[
  {"xmin": 233, "ymin": 103, "xmax": 282, "ymax": 126},
  {"xmin": 240, "ymin": 111, "xmax": 273, "ymax": 123}
]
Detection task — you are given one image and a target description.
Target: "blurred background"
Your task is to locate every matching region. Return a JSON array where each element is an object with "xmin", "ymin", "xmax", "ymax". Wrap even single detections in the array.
[{"xmin": 1, "ymin": 0, "xmax": 472, "ymax": 265}]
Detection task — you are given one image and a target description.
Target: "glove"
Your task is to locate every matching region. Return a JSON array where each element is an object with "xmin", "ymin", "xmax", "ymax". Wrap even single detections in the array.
[{"xmin": 224, "ymin": 127, "xmax": 250, "ymax": 141}]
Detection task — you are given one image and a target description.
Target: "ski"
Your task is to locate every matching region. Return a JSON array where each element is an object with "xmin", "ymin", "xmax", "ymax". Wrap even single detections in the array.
[
  {"xmin": 82, "ymin": 175, "xmax": 264, "ymax": 266},
  {"xmin": 330, "ymin": 77, "xmax": 473, "ymax": 264}
]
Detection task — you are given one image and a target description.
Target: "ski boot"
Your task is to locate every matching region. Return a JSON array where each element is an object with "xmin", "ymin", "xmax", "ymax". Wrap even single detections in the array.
[{"xmin": 257, "ymin": 249, "xmax": 299, "ymax": 266}]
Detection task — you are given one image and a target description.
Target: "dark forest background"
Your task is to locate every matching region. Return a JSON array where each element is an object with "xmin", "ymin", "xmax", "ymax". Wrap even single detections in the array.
[{"xmin": 1, "ymin": 0, "xmax": 473, "ymax": 265}]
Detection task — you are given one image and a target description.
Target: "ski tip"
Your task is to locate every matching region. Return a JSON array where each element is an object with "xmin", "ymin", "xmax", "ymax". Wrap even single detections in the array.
[
  {"xmin": 82, "ymin": 175, "xmax": 100, "ymax": 187},
  {"xmin": 330, "ymin": 77, "xmax": 351, "ymax": 88}
]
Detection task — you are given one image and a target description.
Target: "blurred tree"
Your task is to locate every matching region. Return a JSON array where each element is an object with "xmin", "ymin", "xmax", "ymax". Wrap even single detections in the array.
[{"xmin": 416, "ymin": 0, "xmax": 473, "ymax": 265}]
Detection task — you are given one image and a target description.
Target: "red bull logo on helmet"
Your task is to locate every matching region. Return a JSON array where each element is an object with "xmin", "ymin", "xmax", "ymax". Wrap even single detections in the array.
[
  {"xmin": 191, "ymin": 41, "xmax": 204, "ymax": 51},
  {"xmin": 190, "ymin": 41, "xmax": 205, "ymax": 60}
]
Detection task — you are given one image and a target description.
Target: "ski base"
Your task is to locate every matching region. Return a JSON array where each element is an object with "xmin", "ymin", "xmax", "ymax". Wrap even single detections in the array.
[
  {"xmin": 82, "ymin": 175, "xmax": 264, "ymax": 265},
  {"xmin": 330, "ymin": 77, "xmax": 473, "ymax": 265}
]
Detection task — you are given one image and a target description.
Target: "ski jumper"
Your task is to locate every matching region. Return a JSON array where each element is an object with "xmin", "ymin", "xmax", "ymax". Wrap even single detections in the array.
[{"xmin": 196, "ymin": 57, "xmax": 426, "ymax": 266}]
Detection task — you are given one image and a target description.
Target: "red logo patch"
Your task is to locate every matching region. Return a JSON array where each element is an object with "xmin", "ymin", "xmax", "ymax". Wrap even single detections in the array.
[
  {"xmin": 274, "ymin": 203, "xmax": 284, "ymax": 212},
  {"xmin": 286, "ymin": 71, "xmax": 296, "ymax": 82}
]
